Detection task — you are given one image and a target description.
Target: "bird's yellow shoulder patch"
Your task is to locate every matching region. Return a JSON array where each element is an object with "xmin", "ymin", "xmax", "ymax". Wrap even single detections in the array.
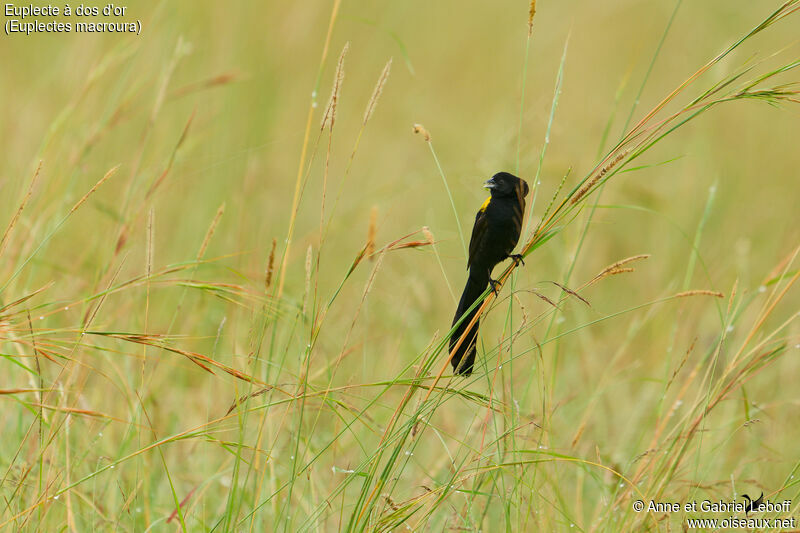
[{"xmin": 479, "ymin": 196, "xmax": 491, "ymax": 213}]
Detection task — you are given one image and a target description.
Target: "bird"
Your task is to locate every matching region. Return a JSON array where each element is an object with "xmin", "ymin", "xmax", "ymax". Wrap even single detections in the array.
[
  {"xmin": 449, "ymin": 172, "xmax": 529, "ymax": 375},
  {"xmin": 743, "ymin": 492, "xmax": 764, "ymax": 515}
]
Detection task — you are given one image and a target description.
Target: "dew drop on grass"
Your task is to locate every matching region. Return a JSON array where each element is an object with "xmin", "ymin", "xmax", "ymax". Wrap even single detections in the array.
[
  {"xmin": 39, "ymin": 316, "xmax": 44, "ymax": 320},
  {"xmin": 54, "ymin": 495, "xmax": 59, "ymax": 500},
  {"xmin": 726, "ymin": 325, "xmax": 734, "ymax": 333},
  {"xmin": 758, "ymin": 286, "xmax": 767, "ymax": 293}
]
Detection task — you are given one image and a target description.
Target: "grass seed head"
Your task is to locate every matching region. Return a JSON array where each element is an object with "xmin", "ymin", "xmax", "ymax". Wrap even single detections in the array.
[
  {"xmin": 674, "ymin": 290, "xmax": 724, "ymax": 298},
  {"xmin": 363, "ymin": 58, "xmax": 392, "ymax": 125},
  {"xmin": 321, "ymin": 42, "xmax": 349, "ymax": 131},
  {"xmin": 528, "ymin": 0, "xmax": 537, "ymax": 35},
  {"xmin": 413, "ymin": 123, "xmax": 431, "ymax": 142},
  {"xmin": 422, "ymin": 226, "xmax": 435, "ymax": 245},
  {"xmin": 571, "ymin": 150, "xmax": 628, "ymax": 205},
  {"xmin": 265, "ymin": 237, "xmax": 278, "ymax": 291}
]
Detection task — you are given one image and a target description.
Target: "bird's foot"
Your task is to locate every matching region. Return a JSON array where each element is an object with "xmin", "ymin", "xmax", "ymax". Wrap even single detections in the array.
[
  {"xmin": 508, "ymin": 254, "xmax": 525, "ymax": 266},
  {"xmin": 488, "ymin": 278, "xmax": 501, "ymax": 295}
]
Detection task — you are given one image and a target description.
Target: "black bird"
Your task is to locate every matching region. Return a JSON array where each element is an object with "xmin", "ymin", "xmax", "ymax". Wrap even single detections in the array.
[
  {"xmin": 449, "ymin": 172, "xmax": 529, "ymax": 375},
  {"xmin": 743, "ymin": 492, "xmax": 764, "ymax": 515}
]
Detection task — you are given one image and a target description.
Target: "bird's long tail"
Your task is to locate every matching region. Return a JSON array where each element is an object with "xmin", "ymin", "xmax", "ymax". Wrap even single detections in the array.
[{"xmin": 450, "ymin": 273, "xmax": 488, "ymax": 375}]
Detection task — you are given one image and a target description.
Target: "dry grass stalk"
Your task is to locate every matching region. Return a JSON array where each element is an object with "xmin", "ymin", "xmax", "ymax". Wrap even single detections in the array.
[
  {"xmin": 366, "ymin": 207, "xmax": 377, "ymax": 259},
  {"xmin": 150, "ymin": 37, "xmax": 190, "ymax": 124},
  {"xmin": 82, "ymin": 258, "xmax": 125, "ymax": 330},
  {"xmin": 531, "ymin": 290, "xmax": 560, "ymax": 310},
  {"xmin": 197, "ymin": 202, "xmax": 226, "ymax": 261},
  {"xmin": 571, "ymin": 421, "xmax": 587, "ymax": 449},
  {"xmin": 363, "ymin": 59, "xmax": 392, "ymax": 125},
  {"xmin": 303, "ymin": 245, "xmax": 313, "ymax": 315},
  {"xmin": 413, "ymin": 123, "xmax": 431, "ymax": 142},
  {"xmin": 0, "ymin": 283, "xmax": 51, "ymax": 316},
  {"xmin": 348, "ymin": 244, "xmax": 369, "ymax": 276},
  {"xmin": 365, "ymin": 228, "xmax": 435, "ymax": 260},
  {"xmin": 682, "ymin": 345, "xmax": 781, "ymax": 446},
  {"xmin": 325, "ymin": 250, "xmax": 388, "ymax": 383},
  {"xmin": 166, "ymin": 487, "xmax": 197, "ymax": 525},
  {"xmin": 115, "ymin": 224, "xmax": 128, "ymax": 255},
  {"xmin": 146, "ymin": 109, "xmax": 196, "ymax": 200},
  {"xmin": 0, "ymin": 388, "xmax": 42, "ymax": 396},
  {"xmin": 26, "ymin": 311, "xmax": 45, "ymax": 430},
  {"xmin": 0, "ymin": 160, "xmax": 42, "ymax": 259},
  {"xmin": 170, "ymin": 71, "xmax": 241, "ymax": 99},
  {"xmin": 278, "ymin": 0, "xmax": 343, "ymax": 299},
  {"xmin": 761, "ymin": 246, "xmax": 798, "ymax": 286},
  {"xmin": 265, "ymin": 237, "xmax": 278, "ymax": 291},
  {"xmin": 384, "ymin": 239, "xmax": 433, "ymax": 252},
  {"xmin": 512, "ymin": 293, "xmax": 529, "ymax": 329},
  {"xmin": 92, "ymin": 332, "xmax": 265, "ymax": 384},
  {"xmin": 548, "ymin": 281, "xmax": 590, "ymax": 307},
  {"xmin": 571, "ymin": 150, "xmax": 628, "ymax": 205},
  {"xmin": 146, "ymin": 208, "xmax": 155, "ymax": 278},
  {"xmin": 666, "ymin": 338, "xmax": 696, "ymax": 391},
  {"xmin": 361, "ymin": 249, "xmax": 384, "ymax": 300},
  {"xmin": 70, "ymin": 165, "xmax": 119, "ymax": 215},
  {"xmin": 225, "ymin": 387, "xmax": 273, "ymax": 416},
  {"xmin": 321, "ymin": 42, "xmax": 350, "ymax": 131}
]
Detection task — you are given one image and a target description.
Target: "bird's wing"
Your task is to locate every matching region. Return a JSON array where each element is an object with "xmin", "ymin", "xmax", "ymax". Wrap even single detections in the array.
[{"xmin": 467, "ymin": 207, "xmax": 489, "ymax": 270}]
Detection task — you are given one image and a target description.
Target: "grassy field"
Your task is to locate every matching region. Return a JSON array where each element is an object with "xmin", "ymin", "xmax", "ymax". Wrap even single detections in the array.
[{"xmin": 2, "ymin": 1, "xmax": 799, "ymax": 531}]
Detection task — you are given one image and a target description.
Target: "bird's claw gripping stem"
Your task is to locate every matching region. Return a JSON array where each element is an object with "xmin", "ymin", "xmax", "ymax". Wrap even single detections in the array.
[{"xmin": 488, "ymin": 279, "xmax": 501, "ymax": 295}]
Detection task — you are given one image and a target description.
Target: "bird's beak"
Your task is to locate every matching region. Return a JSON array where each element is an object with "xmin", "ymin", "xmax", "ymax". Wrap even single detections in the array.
[{"xmin": 483, "ymin": 178, "xmax": 496, "ymax": 190}]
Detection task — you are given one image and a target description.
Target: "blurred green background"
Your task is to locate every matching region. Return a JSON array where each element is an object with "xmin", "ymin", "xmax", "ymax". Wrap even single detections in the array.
[{"xmin": 1, "ymin": 0, "xmax": 798, "ymax": 530}]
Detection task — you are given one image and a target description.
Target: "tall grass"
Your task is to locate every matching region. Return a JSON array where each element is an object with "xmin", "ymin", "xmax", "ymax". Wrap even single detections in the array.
[{"xmin": 1, "ymin": 1, "xmax": 799, "ymax": 531}]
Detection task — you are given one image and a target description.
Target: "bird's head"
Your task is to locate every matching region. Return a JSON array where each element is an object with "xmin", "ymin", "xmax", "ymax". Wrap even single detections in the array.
[{"xmin": 484, "ymin": 172, "xmax": 529, "ymax": 198}]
